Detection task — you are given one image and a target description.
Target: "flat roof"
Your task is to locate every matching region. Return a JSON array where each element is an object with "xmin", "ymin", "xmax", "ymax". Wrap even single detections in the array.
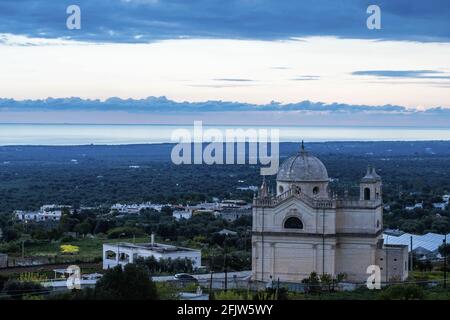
[{"xmin": 104, "ymin": 242, "xmax": 199, "ymax": 253}]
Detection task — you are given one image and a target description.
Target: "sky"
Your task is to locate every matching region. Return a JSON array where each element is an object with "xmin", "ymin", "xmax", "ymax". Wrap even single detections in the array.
[{"xmin": 0, "ymin": 0, "xmax": 449, "ymax": 125}]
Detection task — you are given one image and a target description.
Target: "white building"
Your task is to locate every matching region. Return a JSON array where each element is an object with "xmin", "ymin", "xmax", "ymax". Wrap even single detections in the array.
[
  {"xmin": 405, "ymin": 203, "xmax": 423, "ymax": 211},
  {"xmin": 252, "ymin": 144, "xmax": 408, "ymax": 284},
  {"xmin": 214, "ymin": 209, "xmax": 252, "ymax": 222},
  {"xmin": 189, "ymin": 202, "xmax": 220, "ymax": 211},
  {"xmin": 173, "ymin": 210, "xmax": 193, "ymax": 220},
  {"xmin": 111, "ymin": 202, "xmax": 167, "ymax": 214},
  {"xmin": 14, "ymin": 205, "xmax": 71, "ymax": 222},
  {"xmin": 221, "ymin": 200, "xmax": 249, "ymax": 209},
  {"xmin": 103, "ymin": 241, "xmax": 202, "ymax": 270},
  {"xmin": 433, "ymin": 203, "xmax": 447, "ymax": 210}
]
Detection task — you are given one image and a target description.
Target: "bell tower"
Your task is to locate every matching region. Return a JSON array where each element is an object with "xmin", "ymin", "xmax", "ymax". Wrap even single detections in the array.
[{"xmin": 360, "ymin": 165, "xmax": 382, "ymax": 201}]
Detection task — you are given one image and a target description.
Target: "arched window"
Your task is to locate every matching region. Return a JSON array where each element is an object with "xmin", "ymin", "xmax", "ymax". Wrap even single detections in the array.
[
  {"xmin": 376, "ymin": 220, "xmax": 380, "ymax": 228},
  {"xmin": 313, "ymin": 186, "xmax": 319, "ymax": 195},
  {"xmin": 279, "ymin": 185, "xmax": 284, "ymax": 194},
  {"xmin": 105, "ymin": 250, "xmax": 117, "ymax": 260},
  {"xmin": 284, "ymin": 217, "xmax": 303, "ymax": 229},
  {"xmin": 364, "ymin": 187, "xmax": 371, "ymax": 200}
]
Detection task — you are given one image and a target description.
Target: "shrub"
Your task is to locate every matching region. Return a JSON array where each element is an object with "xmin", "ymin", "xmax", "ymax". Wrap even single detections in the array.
[
  {"xmin": 60, "ymin": 244, "xmax": 80, "ymax": 255},
  {"xmin": 60, "ymin": 236, "xmax": 76, "ymax": 243},
  {"xmin": 378, "ymin": 284, "xmax": 425, "ymax": 300},
  {"xmin": 3, "ymin": 280, "xmax": 46, "ymax": 300},
  {"xmin": 95, "ymin": 264, "xmax": 159, "ymax": 300},
  {"xmin": 214, "ymin": 290, "xmax": 247, "ymax": 300}
]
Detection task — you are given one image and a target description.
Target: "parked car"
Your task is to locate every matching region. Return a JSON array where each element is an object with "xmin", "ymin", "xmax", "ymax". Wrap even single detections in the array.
[{"xmin": 174, "ymin": 273, "xmax": 198, "ymax": 283}]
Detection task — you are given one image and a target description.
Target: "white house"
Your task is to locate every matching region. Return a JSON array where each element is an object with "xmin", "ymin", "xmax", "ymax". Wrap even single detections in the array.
[
  {"xmin": 14, "ymin": 204, "xmax": 70, "ymax": 222},
  {"xmin": 442, "ymin": 195, "xmax": 450, "ymax": 203},
  {"xmin": 103, "ymin": 240, "xmax": 202, "ymax": 270},
  {"xmin": 221, "ymin": 200, "xmax": 249, "ymax": 209},
  {"xmin": 405, "ymin": 203, "xmax": 423, "ymax": 211},
  {"xmin": 433, "ymin": 203, "xmax": 447, "ymax": 210},
  {"xmin": 111, "ymin": 202, "xmax": 166, "ymax": 214},
  {"xmin": 214, "ymin": 209, "xmax": 252, "ymax": 222},
  {"xmin": 173, "ymin": 210, "xmax": 193, "ymax": 220}
]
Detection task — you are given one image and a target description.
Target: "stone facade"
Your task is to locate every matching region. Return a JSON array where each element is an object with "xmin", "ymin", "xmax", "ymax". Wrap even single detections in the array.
[{"xmin": 252, "ymin": 145, "xmax": 408, "ymax": 283}]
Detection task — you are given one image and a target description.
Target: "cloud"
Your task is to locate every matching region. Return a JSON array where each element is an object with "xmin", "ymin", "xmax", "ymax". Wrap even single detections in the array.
[
  {"xmin": 291, "ymin": 75, "xmax": 320, "ymax": 81},
  {"xmin": 0, "ymin": 0, "xmax": 449, "ymax": 43},
  {"xmin": 271, "ymin": 67, "xmax": 292, "ymax": 70},
  {"xmin": 213, "ymin": 78, "xmax": 255, "ymax": 82},
  {"xmin": 352, "ymin": 70, "xmax": 450, "ymax": 79},
  {"xmin": 1, "ymin": 96, "xmax": 449, "ymax": 115}
]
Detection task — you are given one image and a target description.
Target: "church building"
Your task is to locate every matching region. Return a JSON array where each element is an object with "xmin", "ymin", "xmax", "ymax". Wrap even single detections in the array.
[{"xmin": 252, "ymin": 143, "xmax": 408, "ymax": 283}]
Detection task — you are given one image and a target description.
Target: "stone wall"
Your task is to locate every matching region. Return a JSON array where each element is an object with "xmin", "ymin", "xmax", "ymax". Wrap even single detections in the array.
[{"xmin": 0, "ymin": 253, "xmax": 8, "ymax": 269}]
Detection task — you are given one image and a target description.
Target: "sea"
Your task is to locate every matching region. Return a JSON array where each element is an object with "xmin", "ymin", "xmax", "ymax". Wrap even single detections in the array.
[{"xmin": 0, "ymin": 123, "xmax": 450, "ymax": 146}]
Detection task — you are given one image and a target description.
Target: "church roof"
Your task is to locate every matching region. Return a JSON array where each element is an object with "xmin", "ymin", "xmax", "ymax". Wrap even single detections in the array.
[{"xmin": 276, "ymin": 143, "xmax": 329, "ymax": 182}]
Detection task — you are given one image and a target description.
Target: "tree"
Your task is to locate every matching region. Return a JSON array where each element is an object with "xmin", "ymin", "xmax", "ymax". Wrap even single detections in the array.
[
  {"xmin": 302, "ymin": 272, "xmax": 320, "ymax": 294},
  {"xmin": 95, "ymin": 264, "xmax": 159, "ymax": 300},
  {"xmin": 73, "ymin": 222, "xmax": 92, "ymax": 235},
  {"xmin": 430, "ymin": 217, "xmax": 449, "ymax": 234},
  {"xmin": 319, "ymin": 273, "xmax": 333, "ymax": 292},
  {"xmin": 59, "ymin": 215, "xmax": 79, "ymax": 233},
  {"xmin": 93, "ymin": 219, "xmax": 112, "ymax": 234},
  {"xmin": 2, "ymin": 227, "xmax": 19, "ymax": 242},
  {"xmin": 438, "ymin": 243, "xmax": 450, "ymax": 257}
]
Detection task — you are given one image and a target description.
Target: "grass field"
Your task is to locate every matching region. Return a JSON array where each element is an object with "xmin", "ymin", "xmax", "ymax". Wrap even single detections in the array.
[{"xmin": 21, "ymin": 236, "xmax": 151, "ymax": 264}]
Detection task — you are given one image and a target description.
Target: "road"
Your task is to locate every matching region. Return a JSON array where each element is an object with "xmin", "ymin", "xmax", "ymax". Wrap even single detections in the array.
[{"xmin": 152, "ymin": 271, "xmax": 252, "ymax": 289}]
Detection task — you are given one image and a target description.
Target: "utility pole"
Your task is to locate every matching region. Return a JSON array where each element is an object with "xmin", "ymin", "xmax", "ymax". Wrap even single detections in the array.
[
  {"xmin": 410, "ymin": 236, "xmax": 413, "ymax": 272},
  {"xmin": 224, "ymin": 239, "xmax": 228, "ymax": 292},
  {"xmin": 385, "ymin": 235, "xmax": 389, "ymax": 284},
  {"xmin": 209, "ymin": 257, "xmax": 214, "ymax": 294},
  {"xmin": 444, "ymin": 235, "xmax": 447, "ymax": 289}
]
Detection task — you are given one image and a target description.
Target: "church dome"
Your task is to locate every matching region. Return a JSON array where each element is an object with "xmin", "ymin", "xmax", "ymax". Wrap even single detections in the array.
[{"xmin": 276, "ymin": 145, "xmax": 329, "ymax": 182}]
